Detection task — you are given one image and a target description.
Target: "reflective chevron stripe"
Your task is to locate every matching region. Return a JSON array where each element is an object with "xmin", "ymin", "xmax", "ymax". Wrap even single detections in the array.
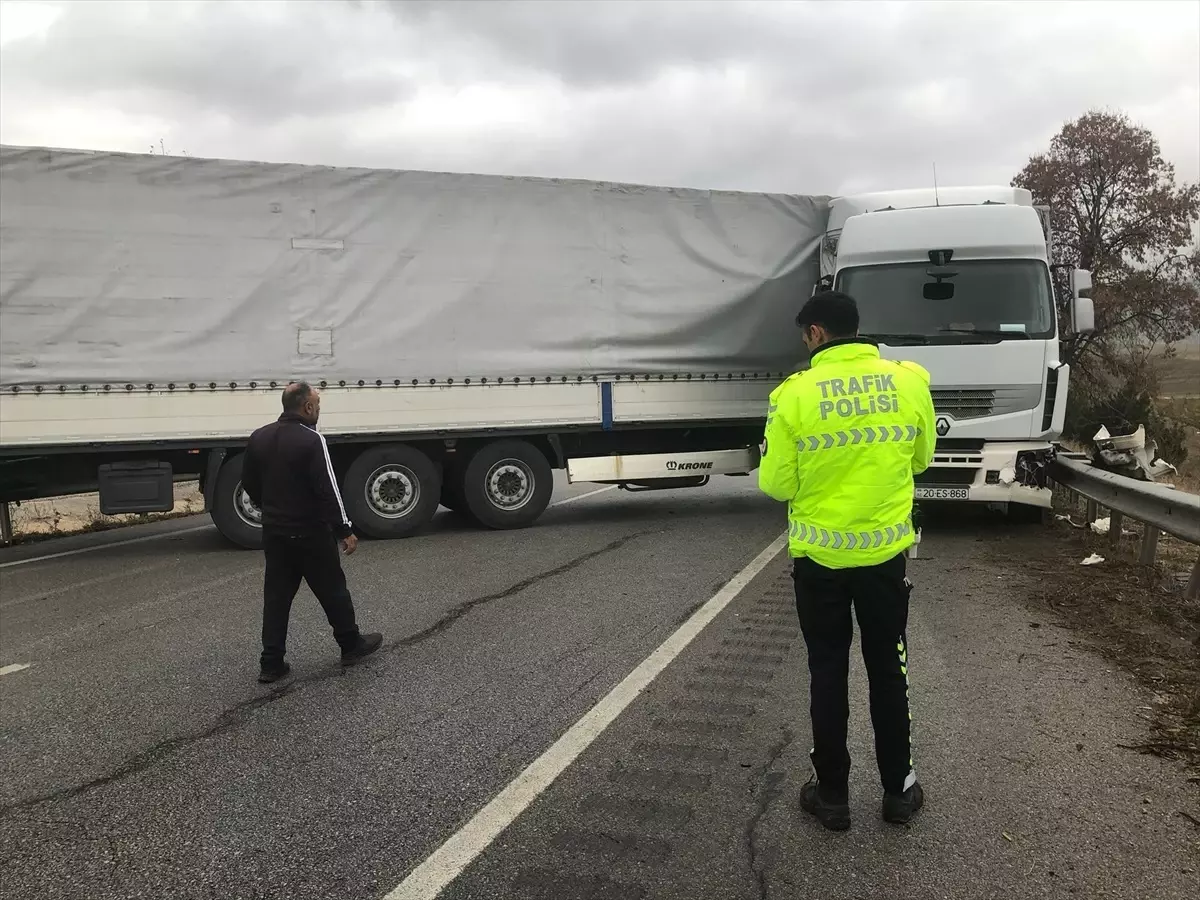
[
  {"xmin": 788, "ymin": 520, "xmax": 914, "ymax": 550},
  {"xmin": 796, "ymin": 425, "xmax": 921, "ymax": 452}
]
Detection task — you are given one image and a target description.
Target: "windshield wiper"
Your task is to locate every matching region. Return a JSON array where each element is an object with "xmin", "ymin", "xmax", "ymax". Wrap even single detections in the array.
[
  {"xmin": 860, "ymin": 332, "xmax": 930, "ymax": 345},
  {"xmin": 938, "ymin": 328, "xmax": 1030, "ymax": 341}
]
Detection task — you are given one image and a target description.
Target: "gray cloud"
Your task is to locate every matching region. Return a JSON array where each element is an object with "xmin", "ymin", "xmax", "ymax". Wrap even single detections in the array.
[
  {"xmin": 384, "ymin": 0, "xmax": 810, "ymax": 88},
  {"xmin": 0, "ymin": 1, "xmax": 414, "ymax": 122},
  {"xmin": 0, "ymin": 0, "xmax": 1195, "ymax": 196}
]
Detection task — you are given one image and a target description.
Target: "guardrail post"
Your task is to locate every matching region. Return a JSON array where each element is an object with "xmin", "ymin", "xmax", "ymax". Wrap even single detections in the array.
[
  {"xmin": 1187, "ymin": 556, "xmax": 1199, "ymax": 602},
  {"xmin": 1108, "ymin": 511, "xmax": 1124, "ymax": 549},
  {"xmin": 0, "ymin": 502, "xmax": 12, "ymax": 547},
  {"xmin": 1138, "ymin": 527, "xmax": 1160, "ymax": 565},
  {"xmin": 1086, "ymin": 499, "xmax": 1098, "ymax": 524}
]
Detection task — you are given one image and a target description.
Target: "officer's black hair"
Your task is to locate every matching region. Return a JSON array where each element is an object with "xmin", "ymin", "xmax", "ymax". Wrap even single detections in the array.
[
  {"xmin": 795, "ymin": 290, "xmax": 859, "ymax": 338},
  {"xmin": 281, "ymin": 380, "xmax": 314, "ymax": 412}
]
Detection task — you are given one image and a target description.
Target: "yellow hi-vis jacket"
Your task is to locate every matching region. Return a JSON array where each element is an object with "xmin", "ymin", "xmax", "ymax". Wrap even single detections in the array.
[{"xmin": 758, "ymin": 339, "xmax": 936, "ymax": 569}]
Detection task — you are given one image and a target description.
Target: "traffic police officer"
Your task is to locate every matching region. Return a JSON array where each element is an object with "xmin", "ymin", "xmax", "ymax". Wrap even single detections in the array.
[{"xmin": 758, "ymin": 290, "xmax": 936, "ymax": 831}]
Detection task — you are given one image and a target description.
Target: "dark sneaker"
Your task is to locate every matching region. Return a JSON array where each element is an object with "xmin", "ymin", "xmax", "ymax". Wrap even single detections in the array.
[
  {"xmin": 799, "ymin": 776, "xmax": 851, "ymax": 831},
  {"xmin": 341, "ymin": 632, "xmax": 383, "ymax": 666},
  {"xmin": 882, "ymin": 782, "xmax": 925, "ymax": 824},
  {"xmin": 258, "ymin": 661, "xmax": 291, "ymax": 684}
]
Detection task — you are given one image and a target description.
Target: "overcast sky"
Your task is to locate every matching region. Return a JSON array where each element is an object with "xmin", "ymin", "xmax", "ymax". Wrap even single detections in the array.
[{"xmin": 0, "ymin": 0, "xmax": 1196, "ymax": 196}]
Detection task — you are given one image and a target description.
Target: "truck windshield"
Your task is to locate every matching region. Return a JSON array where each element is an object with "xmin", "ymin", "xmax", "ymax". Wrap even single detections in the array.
[{"xmin": 835, "ymin": 259, "xmax": 1055, "ymax": 344}]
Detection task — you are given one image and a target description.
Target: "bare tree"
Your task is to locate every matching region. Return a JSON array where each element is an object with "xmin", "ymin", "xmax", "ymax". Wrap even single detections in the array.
[{"xmin": 1013, "ymin": 109, "xmax": 1200, "ymax": 377}]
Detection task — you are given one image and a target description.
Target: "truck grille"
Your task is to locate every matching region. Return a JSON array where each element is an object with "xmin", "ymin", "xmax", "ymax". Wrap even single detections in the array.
[
  {"xmin": 932, "ymin": 389, "xmax": 995, "ymax": 419},
  {"xmin": 915, "ymin": 468, "xmax": 977, "ymax": 486}
]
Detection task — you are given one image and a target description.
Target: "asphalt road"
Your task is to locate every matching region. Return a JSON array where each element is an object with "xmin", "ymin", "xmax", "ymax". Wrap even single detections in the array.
[{"xmin": 1, "ymin": 475, "xmax": 1197, "ymax": 900}]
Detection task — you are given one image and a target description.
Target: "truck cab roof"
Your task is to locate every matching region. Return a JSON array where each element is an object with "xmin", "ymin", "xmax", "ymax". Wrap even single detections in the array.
[
  {"xmin": 834, "ymin": 203, "xmax": 1050, "ymax": 269},
  {"xmin": 827, "ymin": 186, "xmax": 1033, "ymax": 233}
]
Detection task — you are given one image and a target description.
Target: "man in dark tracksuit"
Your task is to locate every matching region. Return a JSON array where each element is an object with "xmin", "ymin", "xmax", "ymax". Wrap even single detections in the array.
[{"xmin": 242, "ymin": 381, "xmax": 382, "ymax": 683}]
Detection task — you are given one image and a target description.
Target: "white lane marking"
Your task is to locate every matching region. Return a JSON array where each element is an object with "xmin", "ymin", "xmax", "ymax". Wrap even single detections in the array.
[
  {"xmin": 548, "ymin": 484, "xmax": 618, "ymax": 507},
  {"xmin": 0, "ymin": 525, "xmax": 214, "ymax": 570},
  {"xmin": 384, "ymin": 531, "xmax": 788, "ymax": 900},
  {"xmin": 0, "ymin": 663, "xmax": 32, "ymax": 676}
]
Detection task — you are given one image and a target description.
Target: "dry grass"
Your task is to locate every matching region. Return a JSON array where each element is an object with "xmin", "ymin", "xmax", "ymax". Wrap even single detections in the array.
[
  {"xmin": 1152, "ymin": 337, "xmax": 1199, "ymax": 491},
  {"xmin": 1158, "ymin": 396, "xmax": 1200, "ymax": 493},
  {"xmin": 7, "ymin": 482, "xmax": 204, "ymax": 544}
]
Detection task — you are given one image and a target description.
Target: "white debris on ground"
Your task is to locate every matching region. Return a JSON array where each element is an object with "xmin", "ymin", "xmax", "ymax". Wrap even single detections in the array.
[
  {"xmin": 1080, "ymin": 553, "xmax": 1105, "ymax": 566},
  {"xmin": 1091, "ymin": 425, "xmax": 1178, "ymax": 482},
  {"xmin": 1090, "ymin": 517, "xmax": 1111, "ymax": 535}
]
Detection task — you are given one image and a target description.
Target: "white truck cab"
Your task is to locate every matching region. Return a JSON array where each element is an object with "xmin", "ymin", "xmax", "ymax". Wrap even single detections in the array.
[{"xmin": 821, "ymin": 186, "xmax": 1094, "ymax": 512}]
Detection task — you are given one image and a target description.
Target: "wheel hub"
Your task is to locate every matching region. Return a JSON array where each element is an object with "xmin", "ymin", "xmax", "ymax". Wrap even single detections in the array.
[
  {"xmin": 366, "ymin": 465, "xmax": 419, "ymax": 518},
  {"xmin": 235, "ymin": 483, "xmax": 262, "ymax": 527},
  {"xmin": 486, "ymin": 459, "xmax": 534, "ymax": 511}
]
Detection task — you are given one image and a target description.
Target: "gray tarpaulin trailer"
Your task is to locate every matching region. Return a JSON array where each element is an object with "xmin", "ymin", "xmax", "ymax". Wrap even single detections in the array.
[{"xmin": 0, "ymin": 145, "xmax": 829, "ymax": 548}]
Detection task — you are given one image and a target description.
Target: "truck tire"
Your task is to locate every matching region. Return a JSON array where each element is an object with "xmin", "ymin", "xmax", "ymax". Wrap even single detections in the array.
[
  {"xmin": 209, "ymin": 453, "xmax": 264, "ymax": 550},
  {"xmin": 343, "ymin": 444, "xmax": 441, "ymax": 539},
  {"xmin": 460, "ymin": 440, "xmax": 553, "ymax": 530}
]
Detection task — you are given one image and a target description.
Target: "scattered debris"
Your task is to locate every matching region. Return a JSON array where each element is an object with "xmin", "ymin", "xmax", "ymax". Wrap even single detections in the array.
[
  {"xmin": 1081, "ymin": 553, "xmax": 1105, "ymax": 566},
  {"xmin": 1090, "ymin": 425, "xmax": 1178, "ymax": 482},
  {"xmin": 1090, "ymin": 517, "xmax": 1111, "ymax": 535}
]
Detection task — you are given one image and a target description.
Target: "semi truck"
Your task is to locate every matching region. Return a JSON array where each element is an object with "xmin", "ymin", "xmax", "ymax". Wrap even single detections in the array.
[
  {"xmin": 0, "ymin": 148, "xmax": 1093, "ymax": 549},
  {"xmin": 0, "ymin": 145, "xmax": 828, "ymax": 549},
  {"xmin": 817, "ymin": 186, "xmax": 1094, "ymax": 516}
]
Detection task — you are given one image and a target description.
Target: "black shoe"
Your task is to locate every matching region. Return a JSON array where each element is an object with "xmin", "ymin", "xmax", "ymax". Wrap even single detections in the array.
[
  {"xmin": 799, "ymin": 776, "xmax": 851, "ymax": 831},
  {"xmin": 882, "ymin": 782, "xmax": 925, "ymax": 824},
  {"xmin": 258, "ymin": 661, "xmax": 291, "ymax": 684},
  {"xmin": 341, "ymin": 632, "xmax": 383, "ymax": 666}
]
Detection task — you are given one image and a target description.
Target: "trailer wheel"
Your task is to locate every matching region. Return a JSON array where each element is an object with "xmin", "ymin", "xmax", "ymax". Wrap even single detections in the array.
[
  {"xmin": 344, "ymin": 444, "xmax": 441, "ymax": 539},
  {"xmin": 460, "ymin": 440, "xmax": 553, "ymax": 530},
  {"xmin": 209, "ymin": 453, "xmax": 264, "ymax": 550}
]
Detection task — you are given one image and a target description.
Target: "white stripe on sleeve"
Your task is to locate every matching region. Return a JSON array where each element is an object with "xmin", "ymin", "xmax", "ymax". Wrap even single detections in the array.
[{"xmin": 313, "ymin": 428, "xmax": 351, "ymax": 528}]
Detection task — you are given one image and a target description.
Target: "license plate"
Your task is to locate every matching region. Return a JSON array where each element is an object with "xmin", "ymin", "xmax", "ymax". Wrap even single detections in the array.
[{"xmin": 915, "ymin": 487, "xmax": 969, "ymax": 500}]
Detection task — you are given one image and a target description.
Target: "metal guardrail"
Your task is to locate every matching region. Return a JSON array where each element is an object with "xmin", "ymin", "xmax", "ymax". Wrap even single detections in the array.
[{"xmin": 1048, "ymin": 453, "xmax": 1200, "ymax": 600}]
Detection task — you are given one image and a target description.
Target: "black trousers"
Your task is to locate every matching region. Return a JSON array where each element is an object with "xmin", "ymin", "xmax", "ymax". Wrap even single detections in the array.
[
  {"xmin": 261, "ymin": 530, "xmax": 360, "ymax": 667},
  {"xmin": 793, "ymin": 551, "xmax": 914, "ymax": 796}
]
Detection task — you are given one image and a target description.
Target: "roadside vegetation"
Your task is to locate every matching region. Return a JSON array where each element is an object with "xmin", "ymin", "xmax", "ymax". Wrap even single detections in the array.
[
  {"xmin": 1014, "ymin": 109, "xmax": 1200, "ymax": 474},
  {"xmin": 7, "ymin": 482, "xmax": 204, "ymax": 544}
]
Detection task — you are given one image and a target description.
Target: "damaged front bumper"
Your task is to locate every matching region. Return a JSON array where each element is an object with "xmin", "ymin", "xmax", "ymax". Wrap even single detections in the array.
[{"xmin": 913, "ymin": 442, "xmax": 1056, "ymax": 508}]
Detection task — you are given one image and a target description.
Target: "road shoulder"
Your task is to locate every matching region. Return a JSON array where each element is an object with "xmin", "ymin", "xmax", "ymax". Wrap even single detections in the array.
[{"xmin": 436, "ymin": 530, "xmax": 1199, "ymax": 900}]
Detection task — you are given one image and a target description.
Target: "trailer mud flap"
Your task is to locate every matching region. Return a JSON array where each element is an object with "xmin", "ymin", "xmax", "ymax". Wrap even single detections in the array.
[
  {"xmin": 98, "ymin": 461, "xmax": 175, "ymax": 515},
  {"xmin": 202, "ymin": 448, "xmax": 227, "ymax": 511}
]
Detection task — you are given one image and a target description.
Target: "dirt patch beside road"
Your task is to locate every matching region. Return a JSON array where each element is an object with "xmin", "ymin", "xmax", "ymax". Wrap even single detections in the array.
[
  {"xmin": 994, "ymin": 510, "xmax": 1200, "ymax": 784},
  {"xmin": 7, "ymin": 482, "xmax": 204, "ymax": 543}
]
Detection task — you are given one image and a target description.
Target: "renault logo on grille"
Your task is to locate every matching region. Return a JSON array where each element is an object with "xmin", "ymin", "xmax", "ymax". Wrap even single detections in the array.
[{"xmin": 935, "ymin": 416, "xmax": 951, "ymax": 437}]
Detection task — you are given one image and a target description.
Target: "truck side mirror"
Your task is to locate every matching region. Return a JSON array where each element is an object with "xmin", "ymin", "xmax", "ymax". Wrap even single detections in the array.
[
  {"xmin": 1070, "ymin": 268, "xmax": 1092, "ymax": 298},
  {"xmin": 1069, "ymin": 268, "xmax": 1095, "ymax": 335},
  {"xmin": 1072, "ymin": 296, "xmax": 1095, "ymax": 335}
]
